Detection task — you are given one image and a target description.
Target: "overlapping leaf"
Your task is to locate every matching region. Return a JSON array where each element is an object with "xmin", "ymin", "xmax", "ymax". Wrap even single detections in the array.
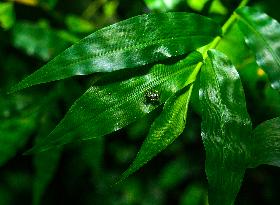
[
  {"xmin": 200, "ymin": 49, "xmax": 252, "ymax": 205},
  {"xmin": 26, "ymin": 52, "xmax": 202, "ymax": 153},
  {"xmin": 250, "ymin": 117, "xmax": 280, "ymax": 168},
  {"xmin": 119, "ymin": 85, "xmax": 193, "ymax": 182},
  {"xmin": 10, "ymin": 12, "xmax": 221, "ymax": 93},
  {"xmin": 236, "ymin": 7, "xmax": 280, "ymax": 90}
]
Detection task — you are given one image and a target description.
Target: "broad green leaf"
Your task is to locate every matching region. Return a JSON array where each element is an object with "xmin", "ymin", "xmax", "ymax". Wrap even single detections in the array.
[
  {"xmin": 236, "ymin": 7, "xmax": 280, "ymax": 90},
  {"xmin": 10, "ymin": 12, "xmax": 221, "ymax": 93},
  {"xmin": 119, "ymin": 84, "xmax": 193, "ymax": 182},
  {"xmin": 12, "ymin": 21, "xmax": 74, "ymax": 61},
  {"xmin": 200, "ymin": 49, "xmax": 252, "ymax": 205},
  {"xmin": 26, "ymin": 51, "xmax": 202, "ymax": 153},
  {"xmin": 0, "ymin": 2, "xmax": 15, "ymax": 30},
  {"xmin": 250, "ymin": 117, "xmax": 280, "ymax": 168}
]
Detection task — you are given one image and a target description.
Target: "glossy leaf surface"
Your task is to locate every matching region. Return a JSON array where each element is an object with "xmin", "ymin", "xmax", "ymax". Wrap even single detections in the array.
[
  {"xmin": 120, "ymin": 85, "xmax": 193, "ymax": 181},
  {"xmin": 250, "ymin": 117, "xmax": 280, "ymax": 168},
  {"xmin": 26, "ymin": 52, "xmax": 202, "ymax": 153},
  {"xmin": 200, "ymin": 49, "xmax": 252, "ymax": 205},
  {"xmin": 10, "ymin": 12, "xmax": 221, "ymax": 93},
  {"xmin": 236, "ymin": 7, "xmax": 280, "ymax": 90}
]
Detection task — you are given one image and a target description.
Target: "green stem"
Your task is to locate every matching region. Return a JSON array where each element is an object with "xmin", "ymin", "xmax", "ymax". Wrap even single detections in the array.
[{"xmin": 192, "ymin": 0, "xmax": 249, "ymax": 78}]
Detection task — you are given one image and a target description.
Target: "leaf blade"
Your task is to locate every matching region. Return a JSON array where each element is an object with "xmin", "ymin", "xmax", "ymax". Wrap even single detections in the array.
[
  {"xmin": 10, "ymin": 12, "xmax": 221, "ymax": 93},
  {"xmin": 26, "ymin": 51, "xmax": 202, "ymax": 153},
  {"xmin": 250, "ymin": 117, "xmax": 280, "ymax": 168},
  {"xmin": 119, "ymin": 84, "xmax": 193, "ymax": 182},
  {"xmin": 236, "ymin": 6, "xmax": 280, "ymax": 90},
  {"xmin": 200, "ymin": 49, "xmax": 252, "ymax": 205}
]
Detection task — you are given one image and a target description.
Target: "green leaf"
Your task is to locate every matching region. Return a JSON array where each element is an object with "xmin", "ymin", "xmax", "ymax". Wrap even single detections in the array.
[
  {"xmin": 236, "ymin": 6, "xmax": 280, "ymax": 90},
  {"xmin": 144, "ymin": 0, "xmax": 183, "ymax": 12},
  {"xmin": 0, "ymin": 115, "xmax": 36, "ymax": 167},
  {"xmin": 200, "ymin": 49, "xmax": 252, "ymax": 205},
  {"xmin": 12, "ymin": 21, "xmax": 74, "ymax": 61},
  {"xmin": 39, "ymin": 0, "xmax": 58, "ymax": 9},
  {"xmin": 119, "ymin": 84, "xmax": 193, "ymax": 182},
  {"xmin": 250, "ymin": 117, "xmax": 280, "ymax": 168},
  {"xmin": 10, "ymin": 12, "xmax": 221, "ymax": 93},
  {"xmin": 33, "ymin": 149, "xmax": 60, "ymax": 205},
  {"xmin": 26, "ymin": 51, "xmax": 202, "ymax": 153},
  {"xmin": 187, "ymin": 0, "xmax": 208, "ymax": 11},
  {"xmin": 32, "ymin": 112, "xmax": 61, "ymax": 205},
  {"xmin": 66, "ymin": 15, "xmax": 95, "ymax": 34},
  {"xmin": 0, "ymin": 2, "xmax": 15, "ymax": 30},
  {"xmin": 180, "ymin": 183, "xmax": 207, "ymax": 205}
]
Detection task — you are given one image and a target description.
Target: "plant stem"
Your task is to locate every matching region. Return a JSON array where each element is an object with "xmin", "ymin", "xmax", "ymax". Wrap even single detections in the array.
[{"xmin": 192, "ymin": 0, "xmax": 249, "ymax": 77}]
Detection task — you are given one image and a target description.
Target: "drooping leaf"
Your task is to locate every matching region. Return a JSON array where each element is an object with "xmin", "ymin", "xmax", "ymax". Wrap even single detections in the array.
[
  {"xmin": 12, "ymin": 21, "xmax": 74, "ymax": 61},
  {"xmin": 0, "ymin": 2, "xmax": 15, "ymax": 30},
  {"xmin": 236, "ymin": 6, "xmax": 280, "ymax": 90},
  {"xmin": 26, "ymin": 51, "xmax": 202, "ymax": 153},
  {"xmin": 250, "ymin": 117, "xmax": 280, "ymax": 168},
  {"xmin": 10, "ymin": 12, "xmax": 221, "ymax": 93},
  {"xmin": 200, "ymin": 49, "xmax": 252, "ymax": 205},
  {"xmin": 119, "ymin": 84, "xmax": 193, "ymax": 182}
]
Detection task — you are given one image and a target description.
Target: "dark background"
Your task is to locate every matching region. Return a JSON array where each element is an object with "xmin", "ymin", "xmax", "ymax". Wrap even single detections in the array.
[{"xmin": 0, "ymin": 0, "xmax": 280, "ymax": 204}]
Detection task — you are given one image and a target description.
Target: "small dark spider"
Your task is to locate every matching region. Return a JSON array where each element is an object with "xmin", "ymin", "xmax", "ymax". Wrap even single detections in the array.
[{"xmin": 145, "ymin": 90, "xmax": 160, "ymax": 105}]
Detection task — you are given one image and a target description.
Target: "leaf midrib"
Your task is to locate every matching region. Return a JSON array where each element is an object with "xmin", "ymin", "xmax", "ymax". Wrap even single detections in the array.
[{"xmin": 46, "ymin": 64, "xmax": 198, "ymax": 144}]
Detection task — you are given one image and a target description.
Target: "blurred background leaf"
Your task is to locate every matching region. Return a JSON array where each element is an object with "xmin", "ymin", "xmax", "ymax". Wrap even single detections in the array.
[
  {"xmin": 0, "ymin": 2, "xmax": 15, "ymax": 30},
  {"xmin": 1, "ymin": 0, "xmax": 280, "ymax": 205}
]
